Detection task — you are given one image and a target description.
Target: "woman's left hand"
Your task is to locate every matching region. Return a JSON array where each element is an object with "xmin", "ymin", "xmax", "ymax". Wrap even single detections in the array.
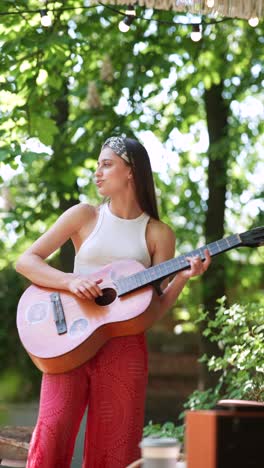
[{"xmin": 178, "ymin": 249, "xmax": 211, "ymax": 280}]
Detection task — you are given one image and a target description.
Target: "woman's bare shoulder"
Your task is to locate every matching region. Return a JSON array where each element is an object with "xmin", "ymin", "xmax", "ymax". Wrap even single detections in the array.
[
  {"xmin": 148, "ymin": 218, "xmax": 175, "ymax": 242},
  {"xmin": 61, "ymin": 203, "xmax": 98, "ymax": 226},
  {"xmin": 146, "ymin": 218, "xmax": 176, "ymax": 262},
  {"xmin": 66, "ymin": 202, "xmax": 98, "ymax": 216},
  {"xmin": 19, "ymin": 204, "xmax": 99, "ymax": 260}
]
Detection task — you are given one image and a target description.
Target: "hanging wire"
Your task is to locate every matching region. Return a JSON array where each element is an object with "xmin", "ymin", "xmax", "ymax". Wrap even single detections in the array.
[
  {"xmin": 0, "ymin": 0, "xmax": 261, "ymax": 39},
  {"xmin": 0, "ymin": 2, "xmax": 253, "ymax": 27}
]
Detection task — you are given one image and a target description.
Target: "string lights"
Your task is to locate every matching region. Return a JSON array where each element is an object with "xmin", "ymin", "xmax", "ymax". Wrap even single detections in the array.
[
  {"xmin": 118, "ymin": 5, "xmax": 136, "ymax": 32},
  {"xmin": 40, "ymin": 9, "xmax": 52, "ymax": 28},
  {"xmin": 190, "ymin": 24, "xmax": 202, "ymax": 42},
  {"xmin": 248, "ymin": 16, "xmax": 259, "ymax": 26},
  {"xmin": 0, "ymin": 2, "xmax": 261, "ymax": 41}
]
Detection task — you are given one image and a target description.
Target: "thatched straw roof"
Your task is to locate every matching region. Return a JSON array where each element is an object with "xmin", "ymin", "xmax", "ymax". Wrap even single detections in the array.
[{"xmin": 97, "ymin": 1, "xmax": 264, "ymax": 19}]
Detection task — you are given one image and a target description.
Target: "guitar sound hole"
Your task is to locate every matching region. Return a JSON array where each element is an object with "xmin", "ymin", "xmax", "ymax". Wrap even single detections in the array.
[{"xmin": 95, "ymin": 288, "xmax": 117, "ymax": 306}]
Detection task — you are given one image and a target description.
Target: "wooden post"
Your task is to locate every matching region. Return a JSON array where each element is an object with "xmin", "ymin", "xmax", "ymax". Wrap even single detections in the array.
[{"xmin": 0, "ymin": 426, "xmax": 33, "ymax": 467}]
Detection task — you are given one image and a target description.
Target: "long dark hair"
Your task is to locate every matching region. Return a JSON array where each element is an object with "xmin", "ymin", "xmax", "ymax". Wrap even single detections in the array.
[{"xmin": 124, "ymin": 138, "xmax": 160, "ymax": 220}]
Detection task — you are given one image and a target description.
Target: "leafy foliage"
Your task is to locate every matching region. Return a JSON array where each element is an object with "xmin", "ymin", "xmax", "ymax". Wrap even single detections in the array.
[
  {"xmin": 144, "ymin": 298, "xmax": 264, "ymax": 441},
  {"xmin": 0, "ymin": 265, "xmax": 41, "ymax": 401},
  {"xmin": 0, "ymin": 2, "xmax": 263, "ymax": 241},
  {"xmin": 143, "ymin": 421, "xmax": 183, "ymax": 444},
  {"xmin": 186, "ymin": 297, "xmax": 264, "ymax": 408}
]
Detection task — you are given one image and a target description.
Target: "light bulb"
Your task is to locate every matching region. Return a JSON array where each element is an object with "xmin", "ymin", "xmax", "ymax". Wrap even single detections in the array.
[
  {"xmin": 118, "ymin": 14, "xmax": 135, "ymax": 33},
  {"xmin": 119, "ymin": 20, "xmax": 130, "ymax": 33},
  {"xmin": 248, "ymin": 16, "xmax": 259, "ymax": 27},
  {"xmin": 191, "ymin": 24, "xmax": 202, "ymax": 42},
  {"xmin": 206, "ymin": 0, "xmax": 215, "ymax": 7},
  {"xmin": 40, "ymin": 10, "xmax": 52, "ymax": 27}
]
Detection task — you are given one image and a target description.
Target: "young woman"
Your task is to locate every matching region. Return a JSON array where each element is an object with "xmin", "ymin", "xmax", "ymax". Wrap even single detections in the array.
[{"xmin": 16, "ymin": 136, "xmax": 211, "ymax": 468}]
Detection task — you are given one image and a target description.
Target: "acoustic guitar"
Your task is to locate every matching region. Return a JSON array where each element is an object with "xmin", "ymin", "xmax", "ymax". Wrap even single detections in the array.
[{"xmin": 17, "ymin": 226, "xmax": 263, "ymax": 374}]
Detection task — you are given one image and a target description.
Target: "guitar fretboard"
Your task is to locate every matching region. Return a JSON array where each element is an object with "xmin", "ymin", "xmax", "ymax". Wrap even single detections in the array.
[{"xmin": 116, "ymin": 233, "xmax": 241, "ymax": 297}]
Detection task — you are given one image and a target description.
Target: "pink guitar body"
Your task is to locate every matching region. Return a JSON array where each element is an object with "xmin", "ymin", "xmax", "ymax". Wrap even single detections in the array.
[{"xmin": 17, "ymin": 259, "xmax": 156, "ymax": 374}]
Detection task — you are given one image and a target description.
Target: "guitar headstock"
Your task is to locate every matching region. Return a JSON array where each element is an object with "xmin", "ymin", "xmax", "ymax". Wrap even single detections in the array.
[{"xmin": 239, "ymin": 226, "xmax": 264, "ymax": 247}]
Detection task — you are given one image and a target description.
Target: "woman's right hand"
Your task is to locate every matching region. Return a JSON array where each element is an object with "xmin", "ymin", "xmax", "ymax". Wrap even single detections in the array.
[{"xmin": 68, "ymin": 276, "xmax": 103, "ymax": 300}]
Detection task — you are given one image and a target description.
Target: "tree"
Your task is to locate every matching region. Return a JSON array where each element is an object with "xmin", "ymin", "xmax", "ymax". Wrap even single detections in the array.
[{"xmin": 0, "ymin": 2, "xmax": 263, "ymax": 391}]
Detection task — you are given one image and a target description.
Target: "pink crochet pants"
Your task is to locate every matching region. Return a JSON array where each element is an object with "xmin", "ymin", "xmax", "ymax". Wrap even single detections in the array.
[{"xmin": 26, "ymin": 334, "xmax": 148, "ymax": 468}]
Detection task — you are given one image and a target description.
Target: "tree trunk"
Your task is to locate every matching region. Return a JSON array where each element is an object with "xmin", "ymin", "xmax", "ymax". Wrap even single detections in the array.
[
  {"xmin": 200, "ymin": 82, "xmax": 229, "ymax": 388},
  {"xmin": 53, "ymin": 83, "xmax": 79, "ymax": 273},
  {"xmin": 58, "ymin": 197, "xmax": 79, "ymax": 272}
]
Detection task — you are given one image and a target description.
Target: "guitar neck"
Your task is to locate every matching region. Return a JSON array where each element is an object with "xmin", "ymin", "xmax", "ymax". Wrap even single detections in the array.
[{"xmin": 116, "ymin": 233, "xmax": 242, "ymax": 297}]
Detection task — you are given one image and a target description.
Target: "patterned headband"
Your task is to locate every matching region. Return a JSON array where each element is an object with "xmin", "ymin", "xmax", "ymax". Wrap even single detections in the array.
[{"xmin": 102, "ymin": 136, "xmax": 130, "ymax": 164}]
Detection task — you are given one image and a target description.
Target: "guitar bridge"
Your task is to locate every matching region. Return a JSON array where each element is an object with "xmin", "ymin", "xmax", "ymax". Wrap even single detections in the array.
[{"xmin": 50, "ymin": 292, "xmax": 67, "ymax": 335}]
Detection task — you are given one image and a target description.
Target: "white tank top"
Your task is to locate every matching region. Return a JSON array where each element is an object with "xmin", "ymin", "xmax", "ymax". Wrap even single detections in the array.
[{"xmin": 73, "ymin": 203, "xmax": 151, "ymax": 275}]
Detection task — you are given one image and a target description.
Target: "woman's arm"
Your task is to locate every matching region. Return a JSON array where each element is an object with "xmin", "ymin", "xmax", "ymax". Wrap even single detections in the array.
[
  {"xmin": 16, "ymin": 204, "xmax": 103, "ymax": 299},
  {"xmin": 149, "ymin": 221, "xmax": 211, "ymax": 317}
]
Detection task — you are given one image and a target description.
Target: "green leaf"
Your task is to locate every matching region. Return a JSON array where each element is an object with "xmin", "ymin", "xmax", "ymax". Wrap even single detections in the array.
[
  {"xmin": 31, "ymin": 116, "xmax": 58, "ymax": 146},
  {"xmin": 21, "ymin": 151, "xmax": 49, "ymax": 164}
]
